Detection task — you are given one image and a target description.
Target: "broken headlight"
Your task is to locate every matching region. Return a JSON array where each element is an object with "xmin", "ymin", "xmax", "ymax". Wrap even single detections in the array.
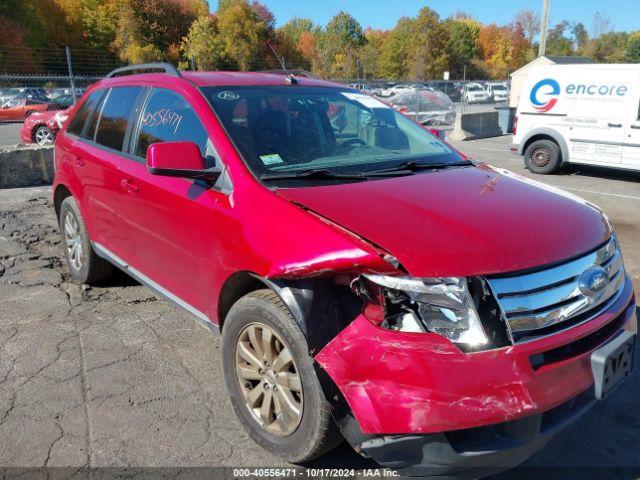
[{"xmin": 361, "ymin": 274, "xmax": 488, "ymax": 347}]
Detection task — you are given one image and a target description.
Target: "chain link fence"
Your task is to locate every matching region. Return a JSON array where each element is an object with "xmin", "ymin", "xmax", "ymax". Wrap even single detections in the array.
[{"xmin": 0, "ymin": 45, "xmax": 511, "ymax": 147}]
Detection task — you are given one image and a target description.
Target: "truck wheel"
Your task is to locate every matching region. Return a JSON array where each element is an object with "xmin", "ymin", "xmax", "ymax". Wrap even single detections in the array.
[
  {"xmin": 59, "ymin": 197, "xmax": 114, "ymax": 284},
  {"xmin": 221, "ymin": 289, "xmax": 342, "ymax": 463},
  {"xmin": 524, "ymin": 139, "xmax": 561, "ymax": 174}
]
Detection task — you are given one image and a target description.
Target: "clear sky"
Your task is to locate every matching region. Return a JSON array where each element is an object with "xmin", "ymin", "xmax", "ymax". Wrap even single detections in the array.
[{"xmin": 210, "ymin": 0, "xmax": 639, "ymax": 33}]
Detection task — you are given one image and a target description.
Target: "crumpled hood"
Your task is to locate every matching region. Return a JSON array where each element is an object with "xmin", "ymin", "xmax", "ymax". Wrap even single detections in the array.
[{"xmin": 276, "ymin": 164, "xmax": 610, "ymax": 277}]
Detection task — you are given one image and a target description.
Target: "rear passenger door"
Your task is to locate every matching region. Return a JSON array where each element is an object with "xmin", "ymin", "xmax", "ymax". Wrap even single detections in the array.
[
  {"xmin": 70, "ymin": 86, "xmax": 146, "ymax": 254},
  {"xmin": 116, "ymin": 87, "xmax": 226, "ymax": 319}
]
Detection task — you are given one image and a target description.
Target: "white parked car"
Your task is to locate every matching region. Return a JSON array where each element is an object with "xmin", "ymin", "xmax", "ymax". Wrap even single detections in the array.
[
  {"xmin": 512, "ymin": 63, "xmax": 640, "ymax": 174},
  {"xmin": 348, "ymin": 83, "xmax": 377, "ymax": 95},
  {"xmin": 379, "ymin": 84, "xmax": 413, "ymax": 97},
  {"xmin": 484, "ymin": 83, "xmax": 509, "ymax": 103},
  {"xmin": 463, "ymin": 83, "xmax": 491, "ymax": 103}
]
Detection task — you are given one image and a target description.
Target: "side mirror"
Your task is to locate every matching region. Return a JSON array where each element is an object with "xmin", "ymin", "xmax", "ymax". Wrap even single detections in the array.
[{"xmin": 146, "ymin": 141, "xmax": 221, "ymax": 183}]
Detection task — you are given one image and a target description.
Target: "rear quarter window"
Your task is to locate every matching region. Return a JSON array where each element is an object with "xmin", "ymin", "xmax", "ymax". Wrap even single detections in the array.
[{"xmin": 66, "ymin": 90, "xmax": 105, "ymax": 137}]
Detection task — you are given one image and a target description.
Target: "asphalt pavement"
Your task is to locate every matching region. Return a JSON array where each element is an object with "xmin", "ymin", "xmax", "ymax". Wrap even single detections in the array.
[{"xmin": 1, "ymin": 137, "xmax": 639, "ymax": 479}]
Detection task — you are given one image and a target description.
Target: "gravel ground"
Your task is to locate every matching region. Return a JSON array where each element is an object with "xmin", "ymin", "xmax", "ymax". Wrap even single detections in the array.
[{"xmin": 1, "ymin": 140, "xmax": 639, "ymax": 479}]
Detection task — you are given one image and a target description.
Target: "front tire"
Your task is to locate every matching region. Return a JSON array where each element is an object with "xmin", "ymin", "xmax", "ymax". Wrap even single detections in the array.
[
  {"xmin": 524, "ymin": 139, "xmax": 561, "ymax": 174},
  {"xmin": 221, "ymin": 289, "xmax": 341, "ymax": 463},
  {"xmin": 59, "ymin": 197, "xmax": 113, "ymax": 284},
  {"xmin": 34, "ymin": 125, "xmax": 54, "ymax": 145}
]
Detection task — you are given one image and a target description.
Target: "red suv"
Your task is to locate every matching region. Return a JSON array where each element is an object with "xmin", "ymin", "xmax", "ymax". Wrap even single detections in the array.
[{"xmin": 53, "ymin": 64, "xmax": 636, "ymax": 477}]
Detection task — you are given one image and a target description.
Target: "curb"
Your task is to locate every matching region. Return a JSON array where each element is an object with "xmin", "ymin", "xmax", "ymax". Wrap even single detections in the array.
[{"xmin": 0, "ymin": 146, "xmax": 54, "ymax": 188}]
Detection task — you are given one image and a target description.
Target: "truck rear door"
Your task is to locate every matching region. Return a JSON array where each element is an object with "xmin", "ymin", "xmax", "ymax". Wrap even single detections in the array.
[{"xmin": 621, "ymin": 78, "xmax": 640, "ymax": 170}]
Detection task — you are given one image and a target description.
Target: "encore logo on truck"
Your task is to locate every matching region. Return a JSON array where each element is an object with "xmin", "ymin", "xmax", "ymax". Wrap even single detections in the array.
[
  {"xmin": 530, "ymin": 78, "xmax": 561, "ymax": 112},
  {"xmin": 530, "ymin": 78, "xmax": 629, "ymax": 113}
]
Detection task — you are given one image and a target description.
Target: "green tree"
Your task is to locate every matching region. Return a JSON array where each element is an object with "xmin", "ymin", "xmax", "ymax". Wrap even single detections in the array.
[
  {"xmin": 626, "ymin": 32, "xmax": 640, "ymax": 62},
  {"xmin": 572, "ymin": 22, "xmax": 589, "ymax": 53},
  {"xmin": 114, "ymin": 0, "xmax": 207, "ymax": 64},
  {"xmin": 445, "ymin": 17, "xmax": 480, "ymax": 78},
  {"xmin": 316, "ymin": 12, "xmax": 365, "ymax": 78},
  {"xmin": 407, "ymin": 7, "xmax": 449, "ymax": 79},
  {"xmin": 379, "ymin": 17, "xmax": 413, "ymax": 79},
  {"xmin": 280, "ymin": 17, "xmax": 314, "ymax": 45},
  {"xmin": 181, "ymin": 15, "xmax": 230, "ymax": 70},
  {"xmin": 546, "ymin": 21, "xmax": 574, "ymax": 56},
  {"xmin": 587, "ymin": 31, "xmax": 629, "ymax": 62},
  {"xmin": 216, "ymin": 0, "xmax": 275, "ymax": 70}
]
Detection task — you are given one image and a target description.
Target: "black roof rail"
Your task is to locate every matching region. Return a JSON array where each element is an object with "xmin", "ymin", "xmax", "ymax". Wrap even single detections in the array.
[{"xmin": 106, "ymin": 63, "xmax": 181, "ymax": 79}]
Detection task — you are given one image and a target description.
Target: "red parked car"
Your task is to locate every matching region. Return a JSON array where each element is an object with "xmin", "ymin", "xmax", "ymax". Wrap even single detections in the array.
[
  {"xmin": 21, "ymin": 108, "xmax": 70, "ymax": 145},
  {"xmin": 53, "ymin": 64, "xmax": 636, "ymax": 477},
  {"xmin": 0, "ymin": 97, "xmax": 50, "ymax": 121}
]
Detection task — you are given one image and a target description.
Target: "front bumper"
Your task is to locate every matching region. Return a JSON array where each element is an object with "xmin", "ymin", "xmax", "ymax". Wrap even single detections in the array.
[
  {"xmin": 315, "ymin": 277, "xmax": 636, "ymax": 475},
  {"xmin": 360, "ymin": 388, "xmax": 594, "ymax": 478}
]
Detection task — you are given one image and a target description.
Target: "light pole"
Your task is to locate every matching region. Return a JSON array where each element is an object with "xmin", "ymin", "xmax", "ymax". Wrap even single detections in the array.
[{"xmin": 538, "ymin": 0, "xmax": 551, "ymax": 56}]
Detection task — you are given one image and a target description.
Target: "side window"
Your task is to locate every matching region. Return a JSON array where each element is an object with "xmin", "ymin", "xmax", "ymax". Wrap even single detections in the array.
[
  {"xmin": 66, "ymin": 90, "xmax": 105, "ymax": 137},
  {"xmin": 135, "ymin": 88, "xmax": 209, "ymax": 160},
  {"xmin": 95, "ymin": 87, "xmax": 143, "ymax": 151}
]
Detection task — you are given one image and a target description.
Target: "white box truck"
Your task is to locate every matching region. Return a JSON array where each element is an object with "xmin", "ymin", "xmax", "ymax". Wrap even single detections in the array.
[{"xmin": 512, "ymin": 64, "xmax": 640, "ymax": 174}]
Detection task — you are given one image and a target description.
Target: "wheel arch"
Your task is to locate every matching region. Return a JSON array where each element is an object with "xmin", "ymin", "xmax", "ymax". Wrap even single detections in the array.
[
  {"xmin": 519, "ymin": 128, "xmax": 569, "ymax": 164},
  {"xmin": 217, "ymin": 271, "xmax": 361, "ymax": 355},
  {"xmin": 54, "ymin": 184, "xmax": 73, "ymax": 220}
]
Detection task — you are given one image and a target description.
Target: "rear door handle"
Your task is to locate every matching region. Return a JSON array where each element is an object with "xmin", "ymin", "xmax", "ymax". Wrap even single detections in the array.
[
  {"xmin": 120, "ymin": 178, "xmax": 139, "ymax": 194},
  {"xmin": 607, "ymin": 123, "xmax": 622, "ymax": 128},
  {"xmin": 631, "ymin": 125, "xmax": 640, "ymax": 129}
]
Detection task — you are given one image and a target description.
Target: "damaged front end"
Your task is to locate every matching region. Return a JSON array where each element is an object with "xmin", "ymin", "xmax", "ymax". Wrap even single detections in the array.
[{"xmin": 306, "ymin": 268, "xmax": 636, "ymax": 477}]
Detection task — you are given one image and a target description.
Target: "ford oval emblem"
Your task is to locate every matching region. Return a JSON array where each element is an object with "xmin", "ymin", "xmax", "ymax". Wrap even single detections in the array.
[{"xmin": 578, "ymin": 266, "xmax": 609, "ymax": 297}]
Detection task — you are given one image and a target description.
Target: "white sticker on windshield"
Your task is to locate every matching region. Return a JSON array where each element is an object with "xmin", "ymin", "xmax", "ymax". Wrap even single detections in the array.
[
  {"xmin": 259, "ymin": 153, "xmax": 284, "ymax": 165},
  {"xmin": 342, "ymin": 92, "xmax": 389, "ymax": 109}
]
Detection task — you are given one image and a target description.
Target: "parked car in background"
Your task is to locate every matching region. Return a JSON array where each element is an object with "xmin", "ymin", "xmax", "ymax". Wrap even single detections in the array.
[
  {"xmin": 47, "ymin": 87, "xmax": 85, "ymax": 100},
  {"xmin": 379, "ymin": 84, "xmax": 413, "ymax": 97},
  {"xmin": 431, "ymin": 81, "xmax": 462, "ymax": 102},
  {"xmin": 389, "ymin": 89, "xmax": 456, "ymax": 126},
  {"xmin": 0, "ymin": 98, "xmax": 50, "ymax": 122},
  {"xmin": 21, "ymin": 108, "xmax": 70, "ymax": 145},
  {"xmin": 485, "ymin": 82, "xmax": 509, "ymax": 103},
  {"xmin": 0, "ymin": 88, "xmax": 19, "ymax": 104},
  {"xmin": 463, "ymin": 83, "xmax": 491, "ymax": 103},
  {"xmin": 348, "ymin": 83, "xmax": 377, "ymax": 95}
]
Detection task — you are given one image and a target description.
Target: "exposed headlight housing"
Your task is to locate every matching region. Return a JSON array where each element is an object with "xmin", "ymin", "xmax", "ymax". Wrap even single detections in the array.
[{"xmin": 360, "ymin": 274, "xmax": 489, "ymax": 348}]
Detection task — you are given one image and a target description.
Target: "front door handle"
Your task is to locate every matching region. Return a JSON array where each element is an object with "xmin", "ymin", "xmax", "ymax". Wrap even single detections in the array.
[
  {"xmin": 631, "ymin": 125, "xmax": 640, "ymax": 129},
  {"xmin": 607, "ymin": 123, "xmax": 622, "ymax": 128},
  {"xmin": 73, "ymin": 155, "xmax": 84, "ymax": 167},
  {"xmin": 120, "ymin": 178, "xmax": 139, "ymax": 194}
]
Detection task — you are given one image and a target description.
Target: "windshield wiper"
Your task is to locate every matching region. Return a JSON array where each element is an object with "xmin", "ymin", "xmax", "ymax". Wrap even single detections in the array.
[
  {"xmin": 368, "ymin": 160, "xmax": 471, "ymax": 175},
  {"xmin": 260, "ymin": 168, "xmax": 410, "ymax": 181}
]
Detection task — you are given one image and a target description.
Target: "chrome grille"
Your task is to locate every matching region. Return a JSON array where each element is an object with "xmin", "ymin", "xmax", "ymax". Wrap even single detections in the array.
[{"xmin": 486, "ymin": 237, "xmax": 625, "ymax": 342}]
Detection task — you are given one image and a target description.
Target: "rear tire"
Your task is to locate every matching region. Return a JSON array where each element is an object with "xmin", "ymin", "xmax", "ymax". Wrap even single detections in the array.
[
  {"xmin": 524, "ymin": 139, "xmax": 561, "ymax": 174},
  {"xmin": 221, "ymin": 289, "xmax": 342, "ymax": 463},
  {"xmin": 59, "ymin": 197, "xmax": 114, "ymax": 284}
]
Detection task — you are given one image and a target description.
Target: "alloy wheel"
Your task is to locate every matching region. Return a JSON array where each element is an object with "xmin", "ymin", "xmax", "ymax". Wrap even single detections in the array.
[
  {"xmin": 235, "ymin": 322, "xmax": 303, "ymax": 436},
  {"xmin": 64, "ymin": 212, "xmax": 84, "ymax": 271},
  {"xmin": 35, "ymin": 127, "xmax": 54, "ymax": 145}
]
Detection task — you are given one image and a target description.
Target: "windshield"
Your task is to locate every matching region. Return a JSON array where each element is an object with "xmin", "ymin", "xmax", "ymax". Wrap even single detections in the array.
[
  {"xmin": 493, "ymin": 85, "xmax": 507, "ymax": 91},
  {"xmin": 202, "ymin": 86, "xmax": 464, "ymax": 183},
  {"xmin": 467, "ymin": 85, "xmax": 483, "ymax": 91}
]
